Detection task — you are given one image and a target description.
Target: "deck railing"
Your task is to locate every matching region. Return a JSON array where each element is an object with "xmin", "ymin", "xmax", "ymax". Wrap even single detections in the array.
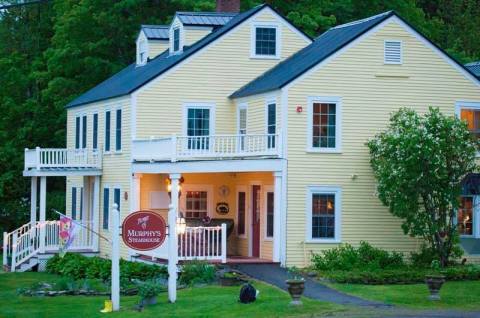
[
  {"xmin": 132, "ymin": 133, "xmax": 281, "ymax": 162},
  {"xmin": 24, "ymin": 147, "xmax": 102, "ymax": 170}
]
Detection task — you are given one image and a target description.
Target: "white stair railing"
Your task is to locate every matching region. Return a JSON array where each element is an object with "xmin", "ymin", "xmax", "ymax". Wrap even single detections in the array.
[
  {"xmin": 24, "ymin": 147, "xmax": 102, "ymax": 170},
  {"xmin": 178, "ymin": 224, "xmax": 227, "ymax": 263}
]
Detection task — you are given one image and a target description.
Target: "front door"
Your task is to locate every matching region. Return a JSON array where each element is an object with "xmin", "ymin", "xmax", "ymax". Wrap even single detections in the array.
[{"xmin": 251, "ymin": 185, "xmax": 261, "ymax": 258}]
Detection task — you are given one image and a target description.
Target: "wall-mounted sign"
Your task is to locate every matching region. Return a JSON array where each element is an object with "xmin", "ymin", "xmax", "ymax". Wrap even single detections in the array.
[
  {"xmin": 121, "ymin": 210, "xmax": 166, "ymax": 251},
  {"xmin": 216, "ymin": 202, "xmax": 229, "ymax": 215}
]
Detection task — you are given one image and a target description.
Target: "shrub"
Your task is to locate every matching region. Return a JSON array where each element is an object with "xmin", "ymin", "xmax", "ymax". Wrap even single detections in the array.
[
  {"xmin": 137, "ymin": 279, "xmax": 164, "ymax": 300},
  {"xmin": 311, "ymin": 241, "xmax": 405, "ymax": 271},
  {"xmin": 179, "ymin": 260, "xmax": 216, "ymax": 286},
  {"xmin": 46, "ymin": 253, "xmax": 167, "ymax": 281}
]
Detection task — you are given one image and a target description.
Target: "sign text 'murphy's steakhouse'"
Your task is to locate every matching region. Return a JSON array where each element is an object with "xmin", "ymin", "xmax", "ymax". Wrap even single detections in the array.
[{"xmin": 121, "ymin": 210, "xmax": 167, "ymax": 251}]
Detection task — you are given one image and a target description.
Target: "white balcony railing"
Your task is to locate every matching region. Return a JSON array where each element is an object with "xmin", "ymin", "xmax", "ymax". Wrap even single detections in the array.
[
  {"xmin": 132, "ymin": 133, "xmax": 281, "ymax": 162},
  {"xmin": 24, "ymin": 147, "xmax": 102, "ymax": 170}
]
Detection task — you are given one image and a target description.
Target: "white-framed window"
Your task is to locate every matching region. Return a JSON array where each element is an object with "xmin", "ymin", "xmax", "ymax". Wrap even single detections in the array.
[
  {"xmin": 307, "ymin": 96, "xmax": 342, "ymax": 153},
  {"xmin": 75, "ymin": 114, "xmax": 87, "ymax": 149},
  {"xmin": 92, "ymin": 112, "xmax": 98, "ymax": 150},
  {"xmin": 236, "ymin": 186, "xmax": 247, "ymax": 237},
  {"xmin": 458, "ymin": 195, "xmax": 475, "ymax": 237},
  {"xmin": 306, "ymin": 186, "xmax": 342, "ymax": 243},
  {"xmin": 173, "ymin": 27, "xmax": 180, "ymax": 52},
  {"xmin": 181, "ymin": 185, "xmax": 213, "ymax": 219},
  {"xmin": 75, "ymin": 116, "xmax": 81, "ymax": 149},
  {"xmin": 104, "ymin": 109, "xmax": 111, "ymax": 152},
  {"xmin": 265, "ymin": 100, "xmax": 276, "ymax": 149},
  {"xmin": 115, "ymin": 108, "xmax": 122, "ymax": 151},
  {"xmin": 237, "ymin": 103, "xmax": 247, "ymax": 151},
  {"xmin": 251, "ymin": 23, "xmax": 281, "ymax": 59},
  {"xmin": 264, "ymin": 186, "xmax": 274, "ymax": 239},
  {"xmin": 102, "ymin": 187, "xmax": 110, "ymax": 230},
  {"xmin": 456, "ymin": 101, "xmax": 480, "ymax": 149},
  {"xmin": 138, "ymin": 39, "xmax": 147, "ymax": 65},
  {"xmin": 183, "ymin": 103, "xmax": 215, "ymax": 151},
  {"xmin": 384, "ymin": 40, "xmax": 402, "ymax": 64}
]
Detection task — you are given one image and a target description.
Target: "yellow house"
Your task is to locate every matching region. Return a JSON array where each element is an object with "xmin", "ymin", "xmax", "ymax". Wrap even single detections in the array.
[{"xmin": 5, "ymin": 3, "xmax": 480, "ymax": 272}]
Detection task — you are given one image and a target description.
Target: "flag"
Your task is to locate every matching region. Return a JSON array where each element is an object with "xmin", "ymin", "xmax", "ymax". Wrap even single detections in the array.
[{"xmin": 58, "ymin": 214, "xmax": 79, "ymax": 257}]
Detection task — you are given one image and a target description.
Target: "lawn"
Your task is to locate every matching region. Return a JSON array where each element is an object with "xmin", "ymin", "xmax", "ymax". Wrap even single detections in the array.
[
  {"xmin": 0, "ymin": 272, "xmax": 343, "ymax": 318},
  {"xmin": 329, "ymin": 280, "xmax": 480, "ymax": 310}
]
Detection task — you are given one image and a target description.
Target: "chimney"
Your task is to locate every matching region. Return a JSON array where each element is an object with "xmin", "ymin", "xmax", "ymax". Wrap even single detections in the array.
[{"xmin": 216, "ymin": 0, "xmax": 240, "ymax": 13}]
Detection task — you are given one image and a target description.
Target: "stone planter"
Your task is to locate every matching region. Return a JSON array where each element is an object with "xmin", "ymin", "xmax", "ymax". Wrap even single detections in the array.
[
  {"xmin": 286, "ymin": 279, "xmax": 305, "ymax": 305},
  {"xmin": 425, "ymin": 275, "xmax": 445, "ymax": 301}
]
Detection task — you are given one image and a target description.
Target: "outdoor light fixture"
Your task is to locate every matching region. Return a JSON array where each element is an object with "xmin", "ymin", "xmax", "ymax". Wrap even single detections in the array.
[
  {"xmin": 166, "ymin": 176, "xmax": 184, "ymax": 198},
  {"xmin": 176, "ymin": 212, "xmax": 186, "ymax": 235}
]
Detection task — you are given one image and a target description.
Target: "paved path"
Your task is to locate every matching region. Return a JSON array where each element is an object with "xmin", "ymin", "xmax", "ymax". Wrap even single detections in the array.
[{"xmin": 234, "ymin": 263, "xmax": 389, "ymax": 307}]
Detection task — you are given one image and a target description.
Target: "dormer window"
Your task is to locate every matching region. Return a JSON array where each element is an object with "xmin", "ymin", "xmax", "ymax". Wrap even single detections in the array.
[
  {"xmin": 138, "ymin": 40, "xmax": 147, "ymax": 65},
  {"xmin": 173, "ymin": 28, "xmax": 180, "ymax": 52},
  {"xmin": 251, "ymin": 23, "xmax": 280, "ymax": 59}
]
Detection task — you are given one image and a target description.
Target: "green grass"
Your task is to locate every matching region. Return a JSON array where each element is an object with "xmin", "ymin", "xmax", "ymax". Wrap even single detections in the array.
[
  {"xmin": 329, "ymin": 280, "xmax": 480, "ymax": 310},
  {"xmin": 0, "ymin": 272, "xmax": 343, "ymax": 318}
]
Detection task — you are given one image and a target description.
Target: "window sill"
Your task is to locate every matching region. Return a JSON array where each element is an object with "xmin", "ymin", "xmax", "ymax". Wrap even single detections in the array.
[
  {"xmin": 305, "ymin": 239, "xmax": 341, "ymax": 244},
  {"xmin": 250, "ymin": 55, "xmax": 280, "ymax": 60},
  {"xmin": 264, "ymin": 237, "xmax": 273, "ymax": 242},
  {"xmin": 306, "ymin": 148, "xmax": 342, "ymax": 154}
]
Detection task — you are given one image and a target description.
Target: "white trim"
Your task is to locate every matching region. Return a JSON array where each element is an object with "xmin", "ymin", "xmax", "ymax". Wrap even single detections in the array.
[
  {"xmin": 182, "ymin": 102, "xmax": 216, "ymax": 137},
  {"xmin": 180, "ymin": 184, "xmax": 214, "ymax": 219},
  {"xmin": 169, "ymin": 17, "xmax": 184, "ymax": 55},
  {"xmin": 136, "ymin": 31, "xmax": 149, "ymax": 66},
  {"xmin": 236, "ymin": 185, "xmax": 247, "ymax": 238},
  {"xmin": 250, "ymin": 22, "xmax": 281, "ymax": 59},
  {"xmin": 455, "ymin": 100, "xmax": 480, "ymax": 157},
  {"xmin": 132, "ymin": 158, "xmax": 284, "ymax": 174},
  {"xmin": 263, "ymin": 185, "xmax": 274, "ymax": 240},
  {"xmin": 383, "ymin": 39, "xmax": 403, "ymax": 65},
  {"xmin": 306, "ymin": 96, "xmax": 342, "ymax": 153},
  {"xmin": 306, "ymin": 186, "xmax": 342, "ymax": 243}
]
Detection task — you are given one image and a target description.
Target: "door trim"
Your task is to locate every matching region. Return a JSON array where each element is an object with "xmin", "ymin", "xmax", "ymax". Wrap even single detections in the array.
[{"xmin": 250, "ymin": 183, "xmax": 262, "ymax": 258}]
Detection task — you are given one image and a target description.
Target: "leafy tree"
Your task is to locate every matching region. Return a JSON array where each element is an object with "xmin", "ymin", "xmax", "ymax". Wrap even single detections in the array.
[{"xmin": 367, "ymin": 108, "xmax": 477, "ymax": 267}]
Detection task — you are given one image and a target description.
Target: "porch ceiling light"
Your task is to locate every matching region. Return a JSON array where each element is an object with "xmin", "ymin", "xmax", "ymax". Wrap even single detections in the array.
[{"xmin": 166, "ymin": 176, "xmax": 185, "ymax": 198}]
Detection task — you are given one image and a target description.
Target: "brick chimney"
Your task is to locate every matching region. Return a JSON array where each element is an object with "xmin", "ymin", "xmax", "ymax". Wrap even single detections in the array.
[{"xmin": 216, "ymin": 0, "xmax": 240, "ymax": 13}]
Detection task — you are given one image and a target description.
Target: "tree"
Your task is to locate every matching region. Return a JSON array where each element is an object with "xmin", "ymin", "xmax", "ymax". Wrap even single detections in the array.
[{"xmin": 367, "ymin": 107, "xmax": 477, "ymax": 267}]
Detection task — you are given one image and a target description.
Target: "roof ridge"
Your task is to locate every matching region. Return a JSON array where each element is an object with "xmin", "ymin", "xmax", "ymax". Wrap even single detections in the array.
[
  {"xmin": 141, "ymin": 24, "xmax": 169, "ymax": 29},
  {"xmin": 177, "ymin": 11, "xmax": 238, "ymax": 16},
  {"xmin": 465, "ymin": 61, "xmax": 480, "ymax": 66},
  {"xmin": 330, "ymin": 10, "xmax": 393, "ymax": 30}
]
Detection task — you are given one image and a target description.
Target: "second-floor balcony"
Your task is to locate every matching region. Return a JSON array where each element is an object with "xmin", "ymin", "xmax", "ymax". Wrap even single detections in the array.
[
  {"xmin": 24, "ymin": 147, "xmax": 102, "ymax": 175},
  {"xmin": 132, "ymin": 133, "xmax": 282, "ymax": 162}
]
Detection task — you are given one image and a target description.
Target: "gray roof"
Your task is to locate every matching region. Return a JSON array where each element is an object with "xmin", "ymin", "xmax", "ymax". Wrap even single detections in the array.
[
  {"xmin": 466, "ymin": 62, "xmax": 480, "ymax": 78},
  {"xmin": 176, "ymin": 11, "xmax": 237, "ymax": 27},
  {"xmin": 231, "ymin": 11, "xmax": 480, "ymax": 99},
  {"xmin": 141, "ymin": 25, "xmax": 169, "ymax": 40},
  {"xmin": 67, "ymin": 5, "xmax": 269, "ymax": 108}
]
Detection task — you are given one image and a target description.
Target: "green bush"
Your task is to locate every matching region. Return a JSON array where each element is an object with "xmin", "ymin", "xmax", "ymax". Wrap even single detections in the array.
[
  {"xmin": 179, "ymin": 260, "xmax": 216, "ymax": 286},
  {"xmin": 137, "ymin": 279, "xmax": 164, "ymax": 300},
  {"xmin": 46, "ymin": 253, "xmax": 167, "ymax": 281},
  {"xmin": 311, "ymin": 241, "xmax": 405, "ymax": 271}
]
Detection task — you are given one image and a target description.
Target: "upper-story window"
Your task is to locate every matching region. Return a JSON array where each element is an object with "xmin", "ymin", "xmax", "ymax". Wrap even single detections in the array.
[
  {"xmin": 138, "ymin": 39, "xmax": 147, "ymax": 65},
  {"xmin": 105, "ymin": 110, "xmax": 111, "ymax": 152},
  {"xmin": 75, "ymin": 114, "xmax": 87, "ymax": 149},
  {"xmin": 251, "ymin": 24, "xmax": 280, "ymax": 59},
  {"xmin": 115, "ymin": 109, "xmax": 122, "ymax": 151},
  {"xmin": 384, "ymin": 40, "xmax": 402, "ymax": 64},
  {"xmin": 92, "ymin": 113, "xmax": 98, "ymax": 150},
  {"xmin": 184, "ymin": 104, "xmax": 214, "ymax": 150},
  {"xmin": 238, "ymin": 104, "xmax": 247, "ymax": 151},
  {"xmin": 173, "ymin": 28, "xmax": 180, "ymax": 52},
  {"xmin": 308, "ymin": 97, "xmax": 342, "ymax": 152},
  {"xmin": 457, "ymin": 102, "xmax": 480, "ymax": 145},
  {"xmin": 266, "ymin": 102, "xmax": 276, "ymax": 149}
]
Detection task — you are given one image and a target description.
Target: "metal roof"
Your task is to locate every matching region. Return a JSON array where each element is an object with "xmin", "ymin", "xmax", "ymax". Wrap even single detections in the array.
[
  {"xmin": 141, "ymin": 25, "xmax": 169, "ymax": 40},
  {"xmin": 231, "ymin": 11, "xmax": 480, "ymax": 99},
  {"xmin": 176, "ymin": 11, "xmax": 237, "ymax": 26},
  {"xmin": 465, "ymin": 62, "xmax": 480, "ymax": 78},
  {"xmin": 66, "ymin": 5, "xmax": 268, "ymax": 108}
]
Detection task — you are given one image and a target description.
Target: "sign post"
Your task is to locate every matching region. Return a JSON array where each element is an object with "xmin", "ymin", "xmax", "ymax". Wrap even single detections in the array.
[
  {"xmin": 111, "ymin": 203, "xmax": 120, "ymax": 311},
  {"xmin": 167, "ymin": 204, "xmax": 177, "ymax": 303}
]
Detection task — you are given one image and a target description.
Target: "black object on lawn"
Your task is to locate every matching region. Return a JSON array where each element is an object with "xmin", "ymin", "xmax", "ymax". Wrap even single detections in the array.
[{"xmin": 239, "ymin": 283, "xmax": 257, "ymax": 304}]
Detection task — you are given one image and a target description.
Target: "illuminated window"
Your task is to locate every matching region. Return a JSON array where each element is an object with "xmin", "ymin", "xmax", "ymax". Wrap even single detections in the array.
[
  {"xmin": 460, "ymin": 109, "xmax": 480, "ymax": 140},
  {"xmin": 185, "ymin": 191, "xmax": 208, "ymax": 218},
  {"xmin": 458, "ymin": 196, "xmax": 474, "ymax": 236},
  {"xmin": 307, "ymin": 186, "xmax": 341, "ymax": 242}
]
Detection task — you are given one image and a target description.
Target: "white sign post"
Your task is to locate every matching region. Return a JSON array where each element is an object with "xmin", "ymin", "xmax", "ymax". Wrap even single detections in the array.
[
  {"xmin": 167, "ymin": 203, "xmax": 178, "ymax": 303},
  {"xmin": 111, "ymin": 203, "xmax": 120, "ymax": 311}
]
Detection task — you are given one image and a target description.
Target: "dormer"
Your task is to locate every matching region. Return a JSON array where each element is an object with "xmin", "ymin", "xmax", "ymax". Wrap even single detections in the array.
[{"xmin": 136, "ymin": 25, "xmax": 169, "ymax": 66}]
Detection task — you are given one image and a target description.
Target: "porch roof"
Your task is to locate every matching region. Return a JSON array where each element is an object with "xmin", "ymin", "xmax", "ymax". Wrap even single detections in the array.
[{"xmin": 23, "ymin": 167, "xmax": 102, "ymax": 177}]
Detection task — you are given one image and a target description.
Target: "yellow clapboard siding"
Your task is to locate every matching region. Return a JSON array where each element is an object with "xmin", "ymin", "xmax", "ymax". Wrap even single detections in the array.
[
  {"xmin": 283, "ymin": 20, "xmax": 480, "ymax": 266},
  {"xmin": 184, "ymin": 27, "xmax": 212, "ymax": 47},
  {"xmin": 149, "ymin": 41, "xmax": 168, "ymax": 59}
]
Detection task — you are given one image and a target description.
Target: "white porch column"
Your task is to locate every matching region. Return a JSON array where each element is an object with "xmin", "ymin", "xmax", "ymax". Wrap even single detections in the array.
[
  {"xmin": 39, "ymin": 176, "xmax": 46, "ymax": 253},
  {"xmin": 82, "ymin": 176, "xmax": 89, "ymax": 223},
  {"xmin": 92, "ymin": 176, "xmax": 100, "ymax": 252},
  {"xmin": 273, "ymin": 171, "xmax": 282, "ymax": 263},
  {"xmin": 168, "ymin": 173, "xmax": 180, "ymax": 303},
  {"xmin": 30, "ymin": 177, "xmax": 37, "ymax": 225}
]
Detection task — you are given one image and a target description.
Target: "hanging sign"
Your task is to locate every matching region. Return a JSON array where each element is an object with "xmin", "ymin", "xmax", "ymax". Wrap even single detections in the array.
[{"xmin": 121, "ymin": 210, "xmax": 167, "ymax": 251}]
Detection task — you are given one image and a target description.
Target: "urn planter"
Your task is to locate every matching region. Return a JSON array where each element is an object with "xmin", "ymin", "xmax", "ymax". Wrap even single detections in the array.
[
  {"xmin": 286, "ymin": 279, "xmax": 305, "ymax": 305},
  {"xmin": 425, "ymin": 275, "xmax": 445, "ymax": 301}
]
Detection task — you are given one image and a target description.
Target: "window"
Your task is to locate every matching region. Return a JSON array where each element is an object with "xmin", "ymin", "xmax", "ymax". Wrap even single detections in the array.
[
  {"xmin": 460, "ymin": 108, "xmax": 480, "ymax": 141},
  {"xmin": 114, "ymin": 188, "xmax": 121, "ymax": 212},
  {"xmin": 266, "ymin": 192, "xmax": 274, "ymax": 238},
  {"xmin": 308, "ymin": 97, "xmax": 341, "ymax": 152},
  {"xmin": 238, "ymin": 104, "xmax": 247, "ymax": 151},
  {"xmin": 105, "ymin": 110, "xmax": 111, "ymax": 152},
  {"xmin": 254, "ymin": 26, "xmax": 277, "ymax": 57},
  {"xmin": 384, "ymin": 40, "xmax": 402, "ymax": 64},
  {"xmin": 71, "ymin": 187, "xmax": 77, "ymax": 220},
  {"xmin": 82, "ymin": 115, "xmax": 87, "ymax": 148},
  {"xmin": 92, "ymin": 113, "xmax": 98, "ymax": 150},
  {"xmin": 458, "ymin": 196, "xmax": 474, "ymax": 236},
  {"xmin": 267, "ymin": 102, "xmax": 276, "ymax": 149},
  {"xmin": 237, "ymin": 191, "xmax": 246, "ymax": 236},
  {"xmin": 185, "ymin": 191, "xmax": 208, "ymax": 218},
  {"xmin": 115, "ymin": 109, "xmax": 122, "ymax": 151},
  {"xmin": 138, "ymin": 40, "xmax": 147, "ymax": 64},
  {"xmin": 103, "ymin": 188, "xmax": 109, "ymax": 230},
  {"xmin": 173, "ymin": 28, "xmax": 180, "ymax": 52},
  {"xmin": 79, "ymin": 188, "xmax": 83, "ymax": 220},
  {"xmin": 186, "ymin": 107, "xmax": 211, "ymax": 150},
  {"xmin": 75, "ymin": 116, "xmax": 80, "ymax": 149},
  {"xmin": 307, "ymin": 186, "xmax": 341, "ymax": 242}
]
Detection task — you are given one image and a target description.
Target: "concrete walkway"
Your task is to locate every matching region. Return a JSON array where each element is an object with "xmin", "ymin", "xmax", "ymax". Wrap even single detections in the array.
[{"xmin": 234, "ymin": 263, "xmax": 389, "ymax": 307}]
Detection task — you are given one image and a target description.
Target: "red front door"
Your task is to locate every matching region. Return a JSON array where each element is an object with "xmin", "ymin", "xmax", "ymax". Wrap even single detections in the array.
[{"xmin": 252, "ymin": 185, "xmax": 261, "ymax": 258}]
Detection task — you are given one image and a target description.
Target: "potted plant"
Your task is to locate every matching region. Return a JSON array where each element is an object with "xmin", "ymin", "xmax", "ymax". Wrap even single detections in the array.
[
  {"xmin": 285, "ymin": 266, "xmax": 305, "ymax": 305},
  {"xmin": 425, "ymin": 260, "xmax": 445, "ymax": 301},
  {"xmin": 138, "ymin": 280, "xmax": 162, "ymax": 306},
  {"xmin": 219, "ymin": 271, "xmax": 244, "ymax": 286}
]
